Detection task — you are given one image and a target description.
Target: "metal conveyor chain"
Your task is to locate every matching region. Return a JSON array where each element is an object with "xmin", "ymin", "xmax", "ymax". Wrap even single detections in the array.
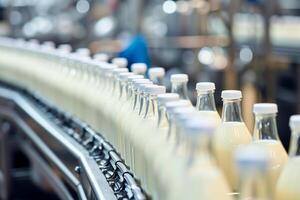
[{"xmin": 0, "ymin": 81, "xmax": 146, "ymax": 200}]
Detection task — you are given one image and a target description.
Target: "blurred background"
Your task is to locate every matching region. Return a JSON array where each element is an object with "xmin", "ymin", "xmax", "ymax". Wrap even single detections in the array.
[{"xmin": 0, "ymin": 0, "xmax": 300, "ymax": 150}]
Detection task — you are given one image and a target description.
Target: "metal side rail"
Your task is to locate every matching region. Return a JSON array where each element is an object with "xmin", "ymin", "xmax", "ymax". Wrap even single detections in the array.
[{"xmin": 0, "ymin": 82, "xmax": 146, "ymax": 200}]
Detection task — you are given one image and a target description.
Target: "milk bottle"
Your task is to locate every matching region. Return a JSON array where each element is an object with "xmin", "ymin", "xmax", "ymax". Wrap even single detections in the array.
[
  {"xmin": 195, "ymin": 82, "xmax": 221, "ymax": 125},
  {"xmin": 252, "ymin": 103, "xmax": 288, "ymax": 193},
  {"xmin": 213, "ymin": 90, "xmax": 252, "ymax": 190},
  {"xmin": 276, "ymin": 115, "xmax": 300, "ymax": 200},
  {"xmin": 170, "ymin": 119, "xmax": 233, "ymax": 200},
  {"xmin": 235, "ymin": 145, "xmax": 272, "ymax": 200}
]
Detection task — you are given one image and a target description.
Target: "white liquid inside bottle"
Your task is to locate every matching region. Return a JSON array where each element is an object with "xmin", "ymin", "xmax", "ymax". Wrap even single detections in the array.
[{"xmin": 213, "ymin": 90, "xmax": 252, "ymax": 191}]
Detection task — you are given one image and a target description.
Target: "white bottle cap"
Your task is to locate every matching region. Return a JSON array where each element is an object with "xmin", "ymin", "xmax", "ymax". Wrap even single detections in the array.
[
  {"xmin": 76, "ymin": 48, "xmax": 90, "ymax": 57},
  {"xmin": 235, "ymin": 145, "xmax": 269, "ymax": 170},
  {"xmin": 184, "ymin": 119, "xmax": 216, "ymax": 136},
  {"xmin": 196, "ymin": 82, "xmax": 215, "ymax": 91},
  {"xmin": 290, "ymin": 115, "xmax": 300, "ymax": 129},
  {"xmin": 58, "ymin": 44, "xmax": 72, "ymax": 53},
  {"xmin": 132, "ymin": 78, "xmax": 151, "ymax": 84},
  {"xmin": 131, "ymin": 63, "xmax": 147, "ymax": 74},
  {"xmin": 139, "ymin": 83, "xmax": 153, "ymax": 91},
  {"xmin": 144, "ymin": 85, "xmax": 166, "ymax": 95},
  {"xmin": 149, "ymin": 67, "xmax": 165, "ymax": 79},
  {"xmin": 132, "ymin": 79, "xmax": 152, "ymax": 88},
  {"xmin": 157, "ymin": 93, "xmax": 180, "ymax": 105},
  {"xmin": 93, "ymin": 53, "xmax": 109, "ymax": 62},
  {"xmin": 112, "ymin": 68, "xmax": 129, "ymax": 75},
  {"xmin": 170, "ymin": 74, "xmax": 188, "ymax": 83},
  {"xmin": 112, "ymin": 57, "xmax": 128, "ymax": 68},
  {"xmin": 128, "ymin": 75, "xmax": 144, "ymax": 83},
  {"xmin": 26, "ymin": 39, "xmax": 40, "ymax": 50},
  {"xmin": 165, "ymin": 100, "xmax": 192, "ymax": 112},
  {"xmin": 101, "ymin": 63, "xmax": 117, "ymax": 71},
  {"xmin": 253, "ymin": 103, "xmax": 278, "ymax": 114},
  {"xmin": 43, "ymin": 41, "xmax": 55, "ymax": 48},
  {"xmin": 221, "ymin": 90, "xmax": 242, "ymax": 99},
  {"xmin": 118, "ymin": 72, "xmax": 134, "ymax": 81},
  {"xmin": 176, "ymin": 112, "xmax": 201, "ymax": 124},
  {"xmin": 173, "ymin": 107, "xmax": 196, "ymax": 118}
]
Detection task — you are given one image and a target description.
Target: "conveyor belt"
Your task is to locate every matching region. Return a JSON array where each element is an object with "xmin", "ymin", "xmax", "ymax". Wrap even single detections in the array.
[{"xmin": 0, "ymin": 81, "xmax": 146, "ymax": 200}]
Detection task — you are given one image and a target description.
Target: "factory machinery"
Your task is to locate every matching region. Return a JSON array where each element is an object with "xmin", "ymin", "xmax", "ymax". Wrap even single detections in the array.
[{"xmin": 0, "ymin": 38, "xmax": 146, "ymax": 200}]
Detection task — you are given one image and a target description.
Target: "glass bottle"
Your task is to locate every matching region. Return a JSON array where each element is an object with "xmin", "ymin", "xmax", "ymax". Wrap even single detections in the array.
[
  {"xmin": 149, "ymin": 67, "xmax": 165, "ymax": 85},
  {"xmin": 172, "ymin": 119, "xmax": 233, "ymax": 200},
  {"xmin": 276, "ymin": 115, "xmax": 300, "ymax": 200},
  {"xmin": 165, "ymin": 100, "xmax": 192, "ymax": 143},
  {"xmin": 157, "ymin": 93, "xmax": 180, "ymax": 129},
  {"xmin": 170, "ymin": 74, "xmax": 190, "ymax": 100},
  {"xmin": 195, "ymin": 82, "xmax": 221, "ymax": 125},
  {"xmin": 135, "ymin": 85, "xmax": 166, "ymax": 192},
  {"xmin": 213, "ymin": 90, "xmax": 252, "ymax": 191},
  {"xmin": 235, "ymin": 145, "xmax": 271, "ymax": 200},
  {"xmin": 252, "ymin": 103, "xmax": 288, "ymax": 193}
]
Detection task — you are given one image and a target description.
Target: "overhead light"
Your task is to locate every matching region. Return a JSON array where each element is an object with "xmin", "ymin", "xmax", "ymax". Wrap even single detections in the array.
[{"xmin": 162, "ymin": 0, "xmax": 177, "ymax": 14}]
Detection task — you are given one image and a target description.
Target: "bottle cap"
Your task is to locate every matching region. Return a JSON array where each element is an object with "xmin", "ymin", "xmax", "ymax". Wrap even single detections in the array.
[
  {"xmin": 119, "ymin": 72, "xmax": 134, "ymax": 81},
  {"xmin": 112, "ymin": 57, "xmax": 128, "ymax": 68},
  {"xmin": 58, "ymin": 44, "xmax": 72, "ymax": 53},
  {"xmin": 235, "ymin": 145, "xmax": 269, "ymax": 170},
  {"xmin": 101, "ymin": 63, "xmax": 117, "ymax": 71},
  {"xmin": 157, "ymin": 93, "xmax": 180, "ymax": 105},
  {"xmin": 139, "ymin": 83, "xmax": 153, "ymax": 91},
  {"xmin": 128, "ymin": 75, "xmax": 144, "ymax": 83},
  {"xmin": 76, "ymin": 48, "xmax": 90, "ymax": 57},
  {"xmin": 144, "ymin": 85, "xmax": 166, "ymax": 95},
  {"xmin": 184, "ymin": 119, "xmax": 216, "ymax": 136},
  {"xmin": 170, "ymin": 74, "xmax": 188, "ymax": 82},
  {"xmin": 149, "ymin": 67, "xmax": 165, "ymax": 79},
  {"xmin": 43, "ymin": 41, "xmax": 55, "ymax": 48},
  {"xmin": 176, "ymin": 112, "xmax": 201, "ymax": 124},
  {"xmin": 290, "ymin": 115, "xmax": 300, "ymax": 129},
  {"xmin": 112, "ymin": 68, "xmax": 129, "ymax": 75},
  {"xmin": 253, "ymin": 103, "xmax": 278, "ymax": 114},
  {"xmin": 27, "ymin": 39, "xmax": 40, "ymax": 49},
  {"xmin": 132, "ymin": 79, "xmax": 152, "ymax": 88},
  {"xmin": 131, "ymin": 63, "xmax": 147, "ymax": 74},
  {"xmin": 173, "ymin": 107, "xmax": 196, "ymax": 118},
  {"xmin": 165, "ymin": 100, "xmax": 191, "ymax": 113},
  {"xmin": 93, "ymin": 53, "xmax": 109, "ymax": 62},
  {"xmin": 221, "ymin": 90, "xmax": 242, "ymax": 99},
  {"xmin": 196, "ymin": 82, "xmax": 215, "ymax": 91}
]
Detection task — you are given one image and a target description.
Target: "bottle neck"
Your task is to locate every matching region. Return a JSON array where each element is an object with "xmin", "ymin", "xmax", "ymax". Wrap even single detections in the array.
[
  {"xmin": 222, "ymin": 99, "xmax": 243, "ymax": 122},
  {"xmin": 196, "ymin": 90, "xmax": 217, "ymax": 111},
  {"xmin": 144, "ymin": 95, "xmax": 159, "ymax": 121},
  {"xmin": 132, "ymin": 87, "xmax": 139, "ymax": 111},
  {"xmin": 120, "ymin": 81, "xmax": 128, "ymax": 101},
  {"xmin": 139, "ymin": 91, "xmax": 146, "ymax": 116},
  {"xmin": 288, "ymin": 127, "xmax": 300, "ymax": 156},
  {"xmin": 157, "ymin": 105, "xmax": 169, "ymax": 129},
  {"xmin": 253, "ymin": 113, "xmax": 279, "ymax": 141},
  {"xmin": 171, "ymin": 82, "xmax": 189, "ymax": 100},
  {"xmin": 238, "ymin": 169, "xmax": 271, "ymax": 200},
  {"xmin": 186, "ymin": 134, "xmax": 212, "ymax": 166}
]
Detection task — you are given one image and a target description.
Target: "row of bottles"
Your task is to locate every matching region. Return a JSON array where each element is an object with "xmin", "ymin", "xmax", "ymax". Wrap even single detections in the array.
[{"xmin": 0, "ymin": 37, "xmax": 299, "ymax": 200}]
